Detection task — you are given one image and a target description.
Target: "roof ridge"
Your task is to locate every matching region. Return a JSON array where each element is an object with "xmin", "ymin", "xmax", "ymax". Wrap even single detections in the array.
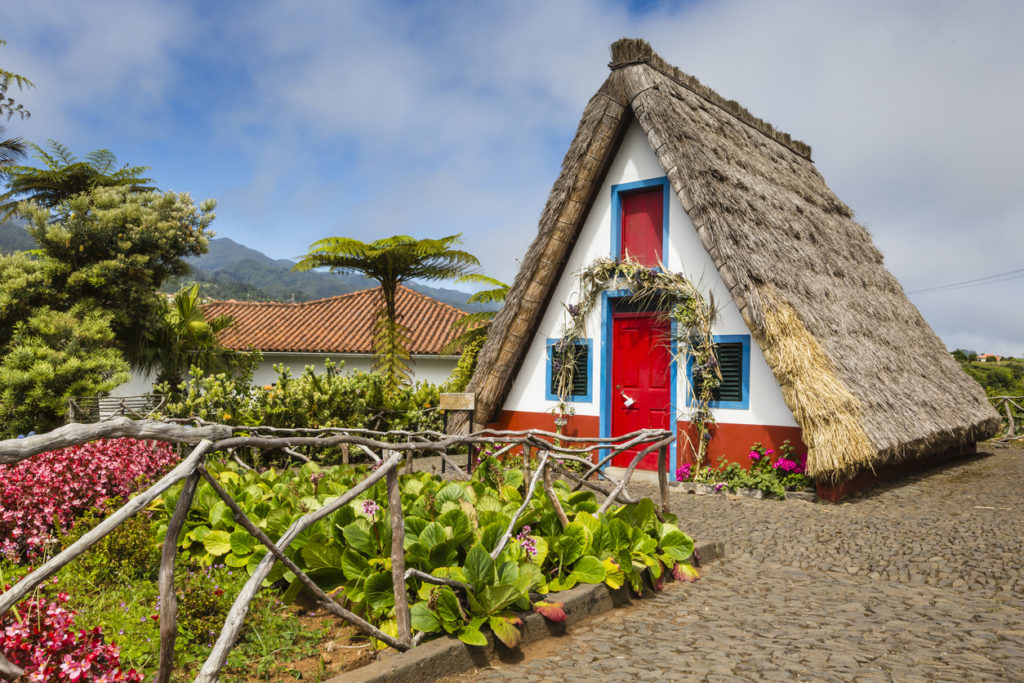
[
  {"xmin": 206, "ymin": 285, "xmax": 468, "ymax": 316},
  {"xmin": 609, "ymin": 38, "xmax": 812, "ymax": 160},
  {"xmin": 205, "ymin": 287, "xmax": 379, "ymax": 309}
]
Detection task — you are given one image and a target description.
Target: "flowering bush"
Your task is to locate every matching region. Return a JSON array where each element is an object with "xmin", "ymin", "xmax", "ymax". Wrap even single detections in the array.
[
  {"xmin": 0, "ymin": 585, "xmax": 142, "ymax": 682},
  {"xmin": 678, "ymin": 440, "xmax": 813, "ymax": 498},
  {"xmin": 0, "ymin": 439, "xmax": 178, "ymax": 561}
]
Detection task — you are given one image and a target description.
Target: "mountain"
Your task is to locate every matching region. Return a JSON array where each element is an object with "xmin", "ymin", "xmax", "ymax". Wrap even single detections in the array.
[
  {"xmin": 192, "ymin": 237, "xmax": 295, "ymax": 271},
  {"xmin": 175, "ymin": 238, "xmax": 498, "ymax": 312},
  {"xmin": 0, "ymin": 223, "xmax": 497, "ymax": 312},
  {"xmin": 0, "ymin": 220, "xmax": 34, "ymax": 253}
]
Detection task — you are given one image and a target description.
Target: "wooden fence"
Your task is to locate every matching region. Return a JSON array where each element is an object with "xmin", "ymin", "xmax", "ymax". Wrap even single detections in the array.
[
  {"xmin": 0, "ymin": 418, "xmax": 674, "ymax": 683},
  {"xmin": 67, "ymin": 394, "xmax": 166, "ymax": 423},
  {"xmin": 990, "ymin": 395, "xmax": 1024, "ymax": 440}
]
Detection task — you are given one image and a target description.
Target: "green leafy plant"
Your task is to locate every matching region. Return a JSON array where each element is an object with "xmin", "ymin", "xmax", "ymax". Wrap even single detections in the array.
[
  {"xmin": 151, "ymin": 452, "xmax": 700, "ymax": 653},
  {"xmin": 158, "ymin": 361, "xmax": 442, "ymax": 438}
]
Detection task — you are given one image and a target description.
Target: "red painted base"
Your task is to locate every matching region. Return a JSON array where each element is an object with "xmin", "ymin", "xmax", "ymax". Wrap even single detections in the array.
[
  {"xmin": 489, "ymin": 411, "xmax": 805, "ymax": 477},
  {"xmin": 489, "ymin": 410, "xmax": 600, "ymax": 438},
  {"xmin": 815, "ymin": 442, "xmax": 979, "ymax": 502},
  {"xmin": 677, "ymin": 421, "xmax": 806, "ymax": 470}
]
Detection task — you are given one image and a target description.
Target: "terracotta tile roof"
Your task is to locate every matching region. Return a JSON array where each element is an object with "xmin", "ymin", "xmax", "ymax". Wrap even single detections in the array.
[{"xmin": 202, "ymin": 285, "xmax": 466, "ymax": 355}]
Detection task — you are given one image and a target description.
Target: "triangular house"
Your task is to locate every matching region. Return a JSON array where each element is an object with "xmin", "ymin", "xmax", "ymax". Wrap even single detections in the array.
[{"xmin": 467, "ymin": 39, "xmax": 998, "ymax": 497}]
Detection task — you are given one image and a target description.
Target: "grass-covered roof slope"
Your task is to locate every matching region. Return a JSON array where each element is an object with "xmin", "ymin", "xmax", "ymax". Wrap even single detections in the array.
[{"xmin": 468, "ymin": 38, "xmax": 999, "ymax": 482}]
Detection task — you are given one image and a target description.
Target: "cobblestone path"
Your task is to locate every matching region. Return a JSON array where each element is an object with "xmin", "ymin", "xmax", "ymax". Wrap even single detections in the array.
[{"xmin": 445, "ymin": 444, "xmax": 1024, "ymax": 681}]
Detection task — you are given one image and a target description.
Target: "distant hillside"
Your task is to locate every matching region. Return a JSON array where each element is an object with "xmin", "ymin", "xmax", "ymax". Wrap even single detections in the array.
[
  {"xmin": 175, "ymin": 238, "xmax": 498, "ymax": 312},
  {"xmin": 192, "ymin": 237, "xmax": 295, "ymax": 271},
  {"xmin": 0, "ymin": 220, "xmax": 34, "ymax": 253},
  {"xmin": 0, "ymin": 224, "xmax": 496, "ymax": 312}
]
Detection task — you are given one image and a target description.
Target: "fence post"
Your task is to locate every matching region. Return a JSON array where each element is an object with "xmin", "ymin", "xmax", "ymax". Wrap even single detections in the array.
[
  {"xmin": 542, "ymin": 458, "xmax": 569, "ymax": 528},
  {"xmin": 657, "ymin": 444, "xmax": 670, "ymax": 515},
  {"xmin": 156, "ymin": 469, "xmax": 201, "ymax": 683},
  {"xmin": 386, "ymin": 454, "xmax": 412, "ymax": 646},
  {"xmin": 1003, "ymin": 399, "xmax": 1015, "ymax": 439},
  {"xmin": 523, "ymin": 445, "xmax": 531, "ymax": 492}
]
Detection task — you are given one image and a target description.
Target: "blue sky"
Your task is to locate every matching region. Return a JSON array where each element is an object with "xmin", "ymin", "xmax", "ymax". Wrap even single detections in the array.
[{"xmin": 3, "ymin": 0, "xmax": 1022, "ymax": 355}]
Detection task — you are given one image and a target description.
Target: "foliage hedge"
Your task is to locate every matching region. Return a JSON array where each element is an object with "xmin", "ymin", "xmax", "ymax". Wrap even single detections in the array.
[
  {"xmin": 2, "ymin": 437, "xmax": 700, "ymax": 677},
  {"xmin": 155, "ymin": 454, "xmax": 698, "ymax": 649},
  {"xmin": 159, "ymin": 359, "xmax": 442, "ymax": 436}
]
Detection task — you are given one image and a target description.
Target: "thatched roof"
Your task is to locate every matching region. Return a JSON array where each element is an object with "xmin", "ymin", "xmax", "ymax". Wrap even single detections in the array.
[{"xmin": 467, "ymin": 38, "xmax": 999, "ymax": 481}]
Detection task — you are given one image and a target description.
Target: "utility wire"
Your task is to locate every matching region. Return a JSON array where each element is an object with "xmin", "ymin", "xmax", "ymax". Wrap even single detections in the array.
[{"xmin": 907, "ymin": 267, "xmax": 1024, "ymax": 295}]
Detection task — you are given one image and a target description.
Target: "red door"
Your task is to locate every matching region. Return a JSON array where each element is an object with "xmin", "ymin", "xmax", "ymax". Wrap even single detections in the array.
[{"xmin": 610, "ymin": 312, "xmax": 671, "ymax": 469}]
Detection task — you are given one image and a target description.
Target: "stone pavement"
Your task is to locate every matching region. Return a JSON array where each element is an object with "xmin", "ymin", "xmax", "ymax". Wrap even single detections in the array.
[{"xmin": 442, "ymin": 443, "xmax": 1024, "ymax": 681}]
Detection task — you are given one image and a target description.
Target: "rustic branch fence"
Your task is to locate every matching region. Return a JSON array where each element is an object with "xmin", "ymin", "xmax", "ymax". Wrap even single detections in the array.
[
  {"xmin": 67, "ymin": 394, "xmax": 166, "ymax": 423},
  {"xmin": 990, "ymin": 395, "xmax": 1024, "ymax": 441},
  {"xmin": 0, "ymin": 417, "xmax": 673, "ymax": 682}
]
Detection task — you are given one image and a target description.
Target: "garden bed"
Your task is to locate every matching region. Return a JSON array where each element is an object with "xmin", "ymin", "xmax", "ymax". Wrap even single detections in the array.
[{"xmin": 1, "ymin": 424, "xmax": 699, "ymax": 682}]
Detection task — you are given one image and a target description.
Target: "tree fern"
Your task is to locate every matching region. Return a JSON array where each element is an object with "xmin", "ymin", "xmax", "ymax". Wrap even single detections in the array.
[{"xmin": 295, "ymin": 233, "xmax": 479, "ymax": 389}]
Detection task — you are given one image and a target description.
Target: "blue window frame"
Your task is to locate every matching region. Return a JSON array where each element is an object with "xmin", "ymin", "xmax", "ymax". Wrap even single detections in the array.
[
  {"xmin": 545, "ymin": 338, "xmax": 593, "ymax": 403},
  {"xmin": 610, "ymin": 176, "xmax": 671, "ymax": 266},
  {"xmin": 686, "ymin": 334, "xmax": 750, "ymax": 410}
]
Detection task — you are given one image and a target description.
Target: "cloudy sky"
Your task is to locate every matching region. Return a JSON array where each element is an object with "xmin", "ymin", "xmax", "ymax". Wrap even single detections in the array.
[{"xmin": 3, "ymin": 0, "xmax": 1022, "ymax": 355}]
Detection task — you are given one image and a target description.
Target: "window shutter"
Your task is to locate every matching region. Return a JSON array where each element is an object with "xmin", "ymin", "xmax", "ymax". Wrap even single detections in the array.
[
  {"xmin": 570, "ymin": 345, "xmax": 588, "ymax": 396},
  {"xmin": 713, "ymin": 343, "xmax": 744, "ymax": 403},
  {"xmin": 549, "ymin": 342, "xmax": 589, "ymax": 398}
]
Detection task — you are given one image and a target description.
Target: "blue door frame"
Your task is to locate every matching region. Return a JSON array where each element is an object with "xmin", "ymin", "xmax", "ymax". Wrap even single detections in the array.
[{"xmin": 598, "ymin": 289, "xmax": 678, "ymax": 480}]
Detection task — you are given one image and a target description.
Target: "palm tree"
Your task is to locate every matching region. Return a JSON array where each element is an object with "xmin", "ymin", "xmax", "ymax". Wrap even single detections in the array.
[
  {"xmin": 1, "ymin": 40, "xmax": 33, "ymax": 171},
  {"xmin": 442, "ymin": 273, "xmax": 509, "ymax": 353},
  {"xmin": 0, "ymin": 140, "xmax": 154, "ymax": 221},
  {"xmin": 294, "ymin": 234, "xmax": 479, "ymax": 388},
  {"xmin": 0, "ymin": 123, "xmax": 26, "ymax": 168},
  {"xmin": 142, "ymin": 284, "xmax": 236, "ymax": 388}
]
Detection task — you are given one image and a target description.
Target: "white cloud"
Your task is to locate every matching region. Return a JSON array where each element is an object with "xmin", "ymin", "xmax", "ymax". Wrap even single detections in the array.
[{"xmin": 2, "ymin": 0, "xmax": 1021, "ymax": 354}]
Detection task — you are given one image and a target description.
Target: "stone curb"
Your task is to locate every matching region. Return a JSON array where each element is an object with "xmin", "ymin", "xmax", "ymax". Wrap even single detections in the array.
[
  {"xmin": 329, "ymin": 540, "xmax": 726, "ymax": 683},
  {"xmin": 674, "ymin": 482, "xmax": 817, "ymax": 502}
]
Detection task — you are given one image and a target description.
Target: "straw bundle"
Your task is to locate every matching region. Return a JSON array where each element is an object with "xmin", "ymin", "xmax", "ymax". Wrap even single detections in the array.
[{"xmin": 758, "ymin": 293, "xmax": 875, "ymax": 481}]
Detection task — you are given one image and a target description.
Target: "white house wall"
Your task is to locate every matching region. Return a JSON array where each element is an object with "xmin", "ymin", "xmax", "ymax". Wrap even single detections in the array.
[
  {"xmin": 252, "ymin": 354, "xmax": 458, "ymax": 387},
  {"xmin": 114, "ymin": 353, "xmax": 458, "ymax": 395},
  {"xmin": 501, "ymin": 121, "xmax": 797, "ymax": 429}
]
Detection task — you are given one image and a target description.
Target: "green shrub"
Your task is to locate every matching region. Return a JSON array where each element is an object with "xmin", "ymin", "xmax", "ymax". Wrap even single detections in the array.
[
  {"xmin": 158, "ymin": 360, "xmax": 442, "ymax": 438},
  {"xmin": 154, "ymin": 453, "xmax": 699, "ymax": 650},
  {"xmin": 59, "ymin": 498, "xmax": 161, "ymax": 583}
]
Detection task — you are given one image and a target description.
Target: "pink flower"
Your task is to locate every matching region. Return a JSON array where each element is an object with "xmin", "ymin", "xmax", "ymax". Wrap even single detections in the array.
[
  {"xmin": 361, "ymin": 499, "xmax": 379, "ymax": 517},
  {"xmin": 60, "ymin": 654, "xmax": 88, "ymax": 680}
]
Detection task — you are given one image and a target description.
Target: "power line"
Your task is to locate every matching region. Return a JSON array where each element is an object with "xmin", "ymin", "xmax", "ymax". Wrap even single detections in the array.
[{"xmin": 907, "ymin": 267, "xmax": 1024, "ymax": 295}]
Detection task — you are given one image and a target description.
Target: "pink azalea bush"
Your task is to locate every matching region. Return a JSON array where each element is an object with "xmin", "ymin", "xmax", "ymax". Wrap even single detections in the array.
[
  {"xmin": 748, "ymin": 441, "xmax": 808, "ymax": 477},
  {"xmin": 0, "ymin": 438, "xmax": 179, "ymax": 561},
  {"xmin": 675, "ymin": 440, "xmax": 812, "ymax": 496},
  {"xmin": 0, "ymin": 585, "xmax": 142, "ymax": 682}
]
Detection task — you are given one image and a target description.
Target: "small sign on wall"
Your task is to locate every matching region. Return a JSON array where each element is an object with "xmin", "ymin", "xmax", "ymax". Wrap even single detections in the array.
[{"xmin": 439, "ymin": 393, "xmax": 475, "ymax": 412}]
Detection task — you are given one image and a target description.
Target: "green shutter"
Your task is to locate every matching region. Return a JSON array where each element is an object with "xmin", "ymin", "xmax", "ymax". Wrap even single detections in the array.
[
  {"xmin": 549, "ymin": 342, "xmax": 589, "ymax": 397},
  {"xmin": 712, "ymin": 343, "xmax": 744, "ymax": 403},
  {"xmin": 570, "ymin": 345, "xmax": 588, "ymax": 396}
]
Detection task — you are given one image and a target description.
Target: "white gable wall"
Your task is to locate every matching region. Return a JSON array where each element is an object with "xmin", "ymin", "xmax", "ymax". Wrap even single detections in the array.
[{"xmin": 501, "ymin": 121, "xmax": 797, "ymax": 429}]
